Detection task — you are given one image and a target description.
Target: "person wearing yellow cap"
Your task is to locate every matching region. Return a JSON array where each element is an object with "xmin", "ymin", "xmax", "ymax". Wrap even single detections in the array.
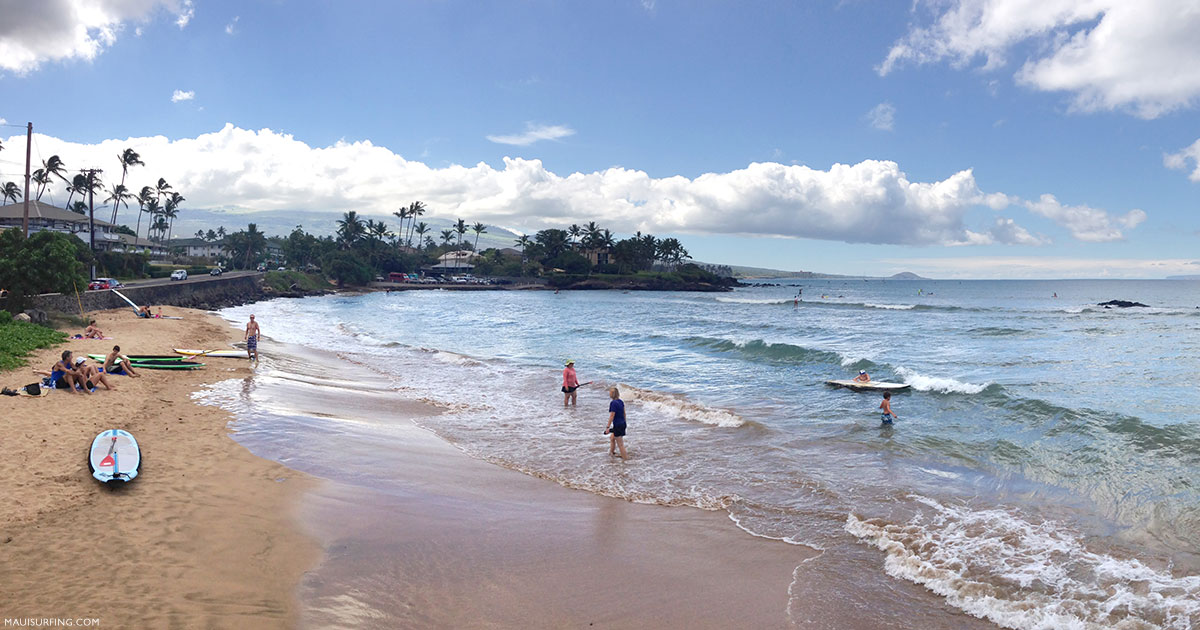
[{"xmin": 562, "ymin": 359, "xmax": 580, "ymax": 407}]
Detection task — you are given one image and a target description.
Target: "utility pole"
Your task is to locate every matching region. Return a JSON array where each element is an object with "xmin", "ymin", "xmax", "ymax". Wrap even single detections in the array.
[{"xmin": 22, "ymin": 122, "xmax": 31, "ymax": 237}]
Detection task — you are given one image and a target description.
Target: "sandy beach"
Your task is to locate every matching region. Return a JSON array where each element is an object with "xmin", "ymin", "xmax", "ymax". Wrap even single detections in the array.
[{"xmin": 0, "ymin": 308, "xmax": 316, "ymax": 629}]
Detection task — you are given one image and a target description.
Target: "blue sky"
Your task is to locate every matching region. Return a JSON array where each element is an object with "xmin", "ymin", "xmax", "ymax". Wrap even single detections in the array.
[{"xmin": 1, "ymin": 0, "xmax": 1199, "ymax": 277}]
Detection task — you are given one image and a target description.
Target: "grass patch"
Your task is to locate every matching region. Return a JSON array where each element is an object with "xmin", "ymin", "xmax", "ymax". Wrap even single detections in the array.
[
  {"xmin": 264, "ymin": 270, "xmax": 328, "ymax": 292},
  {"xmin": 0, "ymin": 318, "xmax": 68, "ymax": 372}
]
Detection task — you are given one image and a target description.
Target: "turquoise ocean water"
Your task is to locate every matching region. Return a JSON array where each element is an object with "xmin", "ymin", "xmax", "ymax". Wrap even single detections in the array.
[{"xmin": 214, "ymin": 279, "xmax": 1200, "ymax": 629}]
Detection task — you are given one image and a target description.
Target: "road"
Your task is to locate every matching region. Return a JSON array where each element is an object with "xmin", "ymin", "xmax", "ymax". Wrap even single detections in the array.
[{"xmin": 93, "ymin": 270, "xmax": 262, "ymax": 291}]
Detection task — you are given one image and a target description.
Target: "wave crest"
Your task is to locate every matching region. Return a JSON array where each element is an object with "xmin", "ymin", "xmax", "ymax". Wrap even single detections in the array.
[{"xmin": 894, "ymin": 366, "xmax": 988, "ymax": 394}]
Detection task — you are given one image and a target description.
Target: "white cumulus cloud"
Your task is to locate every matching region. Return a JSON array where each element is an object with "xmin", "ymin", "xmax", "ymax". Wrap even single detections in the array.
[
  {"xmin": 171, "ymin": 89, "xmax": 194, "ymax": 102},
  {"xmin": 867, "ymin": 102, "xmax": 896, "ymax": 131},
  {"xmin": 225, "ymin": 16, "xmax": 240, "ymax": 35},
  {"xmin": 1025, "ymin": 194, "xmax": 1145, "ymax": 242},
  {"xmin": 1165, "ymin": 138, "xmax": 1200, "ymax": 182},
  {"xmin": 1, "ymin": 123, "xmax": 1083, "ymax": 248},
  {"xmin": 0, "ymin": 0, "xmax": 194, "ymax": 74},
  {"xmin": 175, "ymin": 0, "xmax": 193, "ymax": 29},
  {"xmin": 880, "ymin": 0, "xmax": 1200, "ymax": 119},
  {"xmin": 486, "ymin": 123, "xmax": 575, "ymax": 146}
]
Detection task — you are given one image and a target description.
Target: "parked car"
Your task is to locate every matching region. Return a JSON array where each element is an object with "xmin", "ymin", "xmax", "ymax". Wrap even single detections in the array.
[
  {"xmin": 256, "ymin": 264, "xmax": 267, "ymax": 272},
  {"xmin": 170, "ymin": 269, "xmax": 188, "ymax": 281},
  {"xmin": 210, "ymin": 267, "xmax": 223, "ymax": 276},
  {"xmin": 87, "ymin": 277, "xmax": 122, "ymax": 290},
  {"xmin": 277, "ymin": 266, "xmax": 287, "ymax": 272}
]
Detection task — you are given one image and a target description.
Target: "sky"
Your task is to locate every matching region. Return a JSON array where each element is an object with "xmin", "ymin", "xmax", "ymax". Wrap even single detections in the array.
[{"xmin": 1, "ymin": 0, "xmax": 1198, "ymax": 278}]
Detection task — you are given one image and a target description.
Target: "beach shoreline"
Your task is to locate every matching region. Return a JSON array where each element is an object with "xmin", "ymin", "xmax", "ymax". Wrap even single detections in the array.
[{"xmin": 0, "ymin": 307, "xmax": 317, "ymax": 629}]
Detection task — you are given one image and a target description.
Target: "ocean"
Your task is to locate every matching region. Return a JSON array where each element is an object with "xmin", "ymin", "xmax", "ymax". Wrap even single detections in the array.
[{"xmin": 207, "ymin": 279, "xmax": 1200, "ymax": 629}]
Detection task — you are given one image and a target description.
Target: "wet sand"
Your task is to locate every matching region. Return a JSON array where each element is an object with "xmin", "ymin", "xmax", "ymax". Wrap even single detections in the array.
[{"xmin": 0, "ymin": 308, "xmax": 316, "ymax": 629}]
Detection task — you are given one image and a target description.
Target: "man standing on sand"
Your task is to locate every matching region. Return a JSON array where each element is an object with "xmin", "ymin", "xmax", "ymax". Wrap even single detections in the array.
[{"xmin": 245, "ymin": 314, "xmax": 261, "ymax": 362}]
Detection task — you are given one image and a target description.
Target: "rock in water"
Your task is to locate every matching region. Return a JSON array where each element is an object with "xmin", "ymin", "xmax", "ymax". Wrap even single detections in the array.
[{"xmin": 1097, "ymin": 300, "xmax": 1149, "ymax": 308}]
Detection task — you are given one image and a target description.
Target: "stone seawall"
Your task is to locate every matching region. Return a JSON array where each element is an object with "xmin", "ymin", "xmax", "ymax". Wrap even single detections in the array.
[{"xmin": 32, "ymin": 274, "xmax": 265, "ymax": 315}]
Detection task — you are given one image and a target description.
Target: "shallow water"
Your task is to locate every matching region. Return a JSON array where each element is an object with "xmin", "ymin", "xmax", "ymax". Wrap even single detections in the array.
[{"xmin": 214, "ymin": 279, "xmax": 1200, "ymax": 629}]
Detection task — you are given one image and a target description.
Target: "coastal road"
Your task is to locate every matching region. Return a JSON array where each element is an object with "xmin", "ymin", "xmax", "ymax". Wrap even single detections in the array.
[{"xmin": 93, "ymin": 270, "xmax": 262, "ymax": 291}]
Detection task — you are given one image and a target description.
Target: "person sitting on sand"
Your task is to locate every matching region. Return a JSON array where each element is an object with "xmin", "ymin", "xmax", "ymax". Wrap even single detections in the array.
[
  {"xmin": 84, "ymin": 320, "xmax": 105, "ymax": 339},
  {"xmin": 880, "ymin": 391, "xmax": 897, "ymax": 424},
  {"xmin": 74, "ymin": 356, "xmax": 114, "ymax": 391},
  {"xmin": 49, "ymin": 351, "xmax": 89, "ymax": 394},
  {"xmin": 137, "ymin": 305, "xmax": 152, "ymax": 318},
  {"xmin": 103, "ymin": 345, "xmax": 140, "ymax": 378},
  {"xmin": 605, "ymin": 387, "xmax": 628, "ymax": 459},
  {"xmin": 562, "ymin": 359, "xmax": 580, "ymax": 407},
  {"xmin": 854, "ymin": 370, "xmax": 870, "ymax": 383}
]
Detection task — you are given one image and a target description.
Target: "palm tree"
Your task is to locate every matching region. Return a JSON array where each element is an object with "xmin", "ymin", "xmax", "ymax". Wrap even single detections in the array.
[
  {"xmin": 134, "ymin": 186, "xmax": 154, "ymax": 241},
  {"xmin": 164, "ymin": 191, "xmax": 184, "ymax": 243},
  {"xmin": 113, "ymin": 148, "xmax": 144, "ymax": 223},
  {"xmin": 515, "ymin": 234, "xmax": 532, "ymax": 262},
  {"xmin": 452, "ymin": 218, "xmax": 468, "ymax": 271},
  {"xmin": 471, "ymin": 222, "xmax": 488, "ymax": 253},
  {"xmin": 405, "ymin": 201, "xmax": 426, "ymax": 247},
  {"xmin": 1, "ymin": 181, "xmax": 21, "ymax": 204},
  {"xmin": 151, "ymin": 215, "xmax": 169, "ymax": 242},
  {"xmin": 64, "ymin": 174, "xmax": 88, "ymax": 209},
  {"xmin": 392, "ymin": 207, "xmax": 409, "ymax": 247},
  {"xmin": 105, "ymin": 184, "xmax": 133, "ymax": 228},
  {"xmin": 413, "ymin": 222, "xmax": 429, "ymax": 251},
  {"xmin": 336, "ymin": 211, "xmax": 365, "ymax": 248},
  {"xmin": 68, "ymin": 200, "xmax": 89, "ymax": 215},
  {"xmin": 439, "ymin": 229, "xmax": 456, "ymax": 248},
  {"xmin": 568, "ymin": 224, "xmax": 581, "ymax": 248},
  {"xmin": 243, "ymin": 223, "xmax": 266, "ymax": 269},
  {"xmin": 195, "ymin": 230, "xmax": 205, "ymax": 239},
  {"xmin": 216, "ymin": 226, "xmax": 226, "ymax": 239},
  {"xmin": 369, "ymin": 220, "xmax": 390, "ymax": 243},
  {"xmin": 142, "ymin": 197, "xmax": 161, "ymax": 241},
  {"xmin": 155, "ymin": 178, "xmax": 172, "ymax": 207},
  {"xmin": 31, "ymin": 169, "xmax": 50, "ymax": 201}
]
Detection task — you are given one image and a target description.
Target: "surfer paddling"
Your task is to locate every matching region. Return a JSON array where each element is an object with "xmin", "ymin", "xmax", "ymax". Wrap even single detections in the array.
[
  {"xmin": 244, "ymin": 314, "xmax": 261, "ymax": 363},
  {"xmin": 854, "ymin": 370, "xmax": 870, "ymax": 383},
  {"xmin": 605, "ymin": 387, "xmax": 628, "ymax": 459}
]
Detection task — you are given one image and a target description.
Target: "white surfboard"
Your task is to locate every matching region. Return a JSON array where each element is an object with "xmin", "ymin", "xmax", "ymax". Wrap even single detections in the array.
[
  {"xmin": 173, "ymin": 348, "xmax": 250, "ymax": 358},
  {"xmin": 825, "ymin": 379, "xmax": 911, "ymax": 392},
  {"xmin": 89, "ymin": 429, "xmax": 141, "ymax": 483},
  {"xmin": 111, "ymin": 288, "xmax": 140, "ymax": 315}
]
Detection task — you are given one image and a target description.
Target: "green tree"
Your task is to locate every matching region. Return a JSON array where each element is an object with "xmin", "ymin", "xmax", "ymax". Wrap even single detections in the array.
[
  {"xmin": 30, "ymin": 169, "xmax": 50, "ymax": 201},
  {"xmin": 133, "ymin": 186, "xmax": 153, "ymax": 241},
  {"xmin": 205, "ymin": 229, "xmax": 218, "ymax": 242},
  {"xmin": 104, "ymin": 184, "xmax": 133, "ymax": 228},
  {"xmin": 471, "ymin": 222, "xmax": 487, "ymax": 253},
  {"xmin": 164, "ymin": 191, "xmax": 184, "ymax": 243},
  {"xmin": 63, "ymin": 173, "xmax": 88, "ymax": 209},
  {"xmin": 321, "ymin": 249, "xmax": 372, "ymax": 288},
  {"xmin": 440, "ymin": 229, "xmax": 456, "ymax": 247},
  {"xmin": 68, "ymin": 200, "xmax": 88, "ymax": 215},
  {"xmin": 336, "ymin": 211, "xmax": 365, "ymax": 249},
  {"xmin": 0, "ymin": 229, "xmax": 89, "ymax": 311},
  {"xmin": 413, "ymin": 222, "xmax": 429, "ymax": 251}
]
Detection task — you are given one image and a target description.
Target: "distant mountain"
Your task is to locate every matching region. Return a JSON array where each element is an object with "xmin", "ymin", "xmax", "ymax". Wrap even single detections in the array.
[{"xmin": 889, "ymin": 272, "xmax": 926, "ymax": 280}]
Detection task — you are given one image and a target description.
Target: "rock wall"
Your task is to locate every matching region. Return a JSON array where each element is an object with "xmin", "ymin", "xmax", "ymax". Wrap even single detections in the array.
[{"xmin": 31, "ymin": 274, "xmax": 265, "ymax": 315}]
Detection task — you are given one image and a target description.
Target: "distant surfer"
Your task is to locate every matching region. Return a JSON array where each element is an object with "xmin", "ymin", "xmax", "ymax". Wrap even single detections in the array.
[
  {"xmin": 854, "ymin": 370, "xmax": 870, "ymax": 383},
  {"xmin": 879, "ymin": 392, "xmax": 897, "ymax": 424},
  {"xmin": 245, "ymin": 314, "xmax": 261, "ymax": 363},
  {"xmin": 1053, "ymin": 292, "xmax": 1058, "ymax": 298},
  {"xmin": 605, "ymin": 387, "xmax": 627, "ymax": 459},
  {"xmin": 794, "ymin": 288, "xmax": 802, "ymax": 307}
]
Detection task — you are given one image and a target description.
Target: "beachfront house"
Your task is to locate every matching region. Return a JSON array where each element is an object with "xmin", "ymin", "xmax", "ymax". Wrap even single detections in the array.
[
  {"xmin": 0, "ymin": 200, "xmax": 125, "ymax": 252},
  {"xmin": 115, "ymin": 233, "xmax": 170, "ymax": 257},
  {"xmin": 427, "ymin": 250, "xmax": 478, "ymax": 274},
  {"xmin": 169, "ymin": 237, "xmax": 226, "ymax": 258}
]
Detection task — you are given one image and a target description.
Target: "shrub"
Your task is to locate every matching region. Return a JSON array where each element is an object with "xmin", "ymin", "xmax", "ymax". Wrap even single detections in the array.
[{"xmin": 0, "ymin": 319, "xmax": 67, "ymax": 371}]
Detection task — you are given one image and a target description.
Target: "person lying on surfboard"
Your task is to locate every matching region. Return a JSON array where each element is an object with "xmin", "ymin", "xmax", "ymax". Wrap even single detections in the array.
[
  {"xmin": 854, "ymin": 370, "xmax": 870, "ymax": 383},
  {"xmin": 103, "ymin": 346, "xmax": 141, "ymax": 378}
]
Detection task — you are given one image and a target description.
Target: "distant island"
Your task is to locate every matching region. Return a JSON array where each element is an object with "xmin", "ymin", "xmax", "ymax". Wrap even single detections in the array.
[
  {"xmin": 1166, "ymin": 274, "xmax": 1200, "ymax": 280},
  {"xmin": 703, "ymin": 262, "xmax": 928, "ymax": 280}
]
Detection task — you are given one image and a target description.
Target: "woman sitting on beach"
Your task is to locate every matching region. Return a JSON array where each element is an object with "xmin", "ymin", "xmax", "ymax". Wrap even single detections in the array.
[
  {"xmin": 84, "ymin": 320, "xmax": 105, "ymax": 339},
  {"xmin": 74, "ymin": 356, "xmax": 114, "ymax": 391},
  {"xmin": 137, "ymin": 305, "xmax": 152, "ymax": 318}
]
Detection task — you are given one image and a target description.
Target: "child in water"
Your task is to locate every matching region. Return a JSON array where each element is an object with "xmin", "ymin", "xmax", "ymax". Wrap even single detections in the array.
[{"xmin": 880, "ymin": 391, "xmax": 897, "ymax": 424}]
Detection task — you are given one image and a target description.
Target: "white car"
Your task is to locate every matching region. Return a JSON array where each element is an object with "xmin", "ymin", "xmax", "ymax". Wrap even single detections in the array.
[{"xmin": 170, "ymin": 269, "xmax": 188, "ymax": 281}]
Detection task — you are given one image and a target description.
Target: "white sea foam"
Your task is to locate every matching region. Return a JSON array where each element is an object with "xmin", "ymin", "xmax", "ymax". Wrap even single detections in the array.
[
  {"xmin": 917, "ymin": 467, "xmax": 962, "ymax": 480},
  {"xmin": 894, "ymin": 366, "xmax": 988, "ymax": 394},
  {"xmin": 846, "ymin": 496, "xmax": 1200, "ymax": 630},
  {"xmin": 863, "ymin": 303, "xmax": 916, "ymax": 310},
  {"xmin": 623, "ymin": 386, "xmax": 745, "ymax": 427},
  {"xmin": 714, "ymin": 297, "xmax": 791, "ymax": 305}
]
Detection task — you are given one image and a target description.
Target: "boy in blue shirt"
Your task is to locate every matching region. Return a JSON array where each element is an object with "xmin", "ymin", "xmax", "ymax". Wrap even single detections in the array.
[{"xmin": 605, "ymin": 387, "xmax": 628, "ymax": 459}]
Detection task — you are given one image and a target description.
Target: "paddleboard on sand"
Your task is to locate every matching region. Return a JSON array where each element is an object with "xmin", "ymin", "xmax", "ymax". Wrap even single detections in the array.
[
  {"xmin": 173, "ymin": 348, "xmax": 251, "ymax": 358},
  {"xmin": 825, "ymin": 379, "xmax": 911, "ymax": 392},
  {"xmin": 111, "ymin": 288, "xmax": 140, "ymax": 315},
  {"xmin": 89, "ymin": 429, "xmax": 141, "ymax": 483}
]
